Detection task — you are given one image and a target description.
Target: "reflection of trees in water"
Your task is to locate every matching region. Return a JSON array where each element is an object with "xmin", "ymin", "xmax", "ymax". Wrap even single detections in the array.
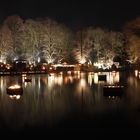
[
  {"xmin": 127, "ymin": 75, "xmax": 140, "ymax": 107},
  {"xmin": 74, "ymin": 78, "xmax": 95, "ymax": 113},
  {"xmin": 0, "ymin": 72, "xmax": 139, "ymax": 129}
]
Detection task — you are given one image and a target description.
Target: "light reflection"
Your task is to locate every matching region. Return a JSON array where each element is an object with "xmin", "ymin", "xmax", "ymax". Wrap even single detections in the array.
[
  {"xmin": 48, "ymin": 75, "xmax": 55, "ymax": 88},
  {"xmin": 67, "ymin": 71, "xmax": 71, "ymax": 75},
  {"xmin": 106, "ymin": 72, "xmax": 120, "ymax": 84},
  {"xmin": 9, "ymin": 95, "xmax": 21, "ymax": 100},
  {"xmin": 24, "ymin": 82, "xmax": 27, "ymax": 88},
  {"xmin": 0, "ymin": 77, "xmax": 4, "ymax": 93},
  {"xmin": 88, "ymin": 73, "xmax": 93, "ymax": 86},
  {"xmin": 0, "ymin": 72, "xmax": 138, "ymax": 128},
  {"xmin": 38, "ymin": 77, "xmax": 41, "ymax": 90},
  {"xmin": 64, "ymin": 76, "xmax": 73, "ymax": 84},
  {"xmin": 135, "ymin": 70, "xmax": 138, "ymax": 77},
  {"xmin": 94, "ymin": 73, "xmax": 98, "ymax": 84},
  {"xmin": 106, "ymin": 95, "xmax": 121, "ymax": 101},
  {"xmin": 80, "ymin": 72, "xmax": 85, "ymax": 78},
  {"xmin": 54, "ymin": 75, "xmax": 63, "ymax": 85},
  {"xmin": 93, "ymin": 72, "xmax": 120, "ymax": 84},
  {"xmin": 80, "ymin": 79, "xmax": 86, "ymax": 89},
  {"xmin": 76, "ymin": 78, "xmax": 87, "ymax": 95},
  {"xmin": 8, "ymin": 84, "xmax": 21, "ymax": 89}
]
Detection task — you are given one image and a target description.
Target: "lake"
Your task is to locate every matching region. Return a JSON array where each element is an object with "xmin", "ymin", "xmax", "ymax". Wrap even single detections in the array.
[{"xmin": 0, "ymin": 71, "xmax": 140, "ymax": 135}]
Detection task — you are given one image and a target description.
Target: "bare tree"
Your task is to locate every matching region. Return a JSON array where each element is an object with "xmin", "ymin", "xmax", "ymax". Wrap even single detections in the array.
[
  {"xmin": 40, "ymin": 18, "xmax": 71, "ymax": 64},
  {"xmin": 0, "ymin": 25, "xmax": 13, "ymax": 63},
  {"xmin": 108, "ymin": 31, "xmax": 125, "ymax": 62},
  {"xmin": 124, "ymin": 17, "xmax": 140, "ymax": 63},
  {"xmin": 20, "ymin": 19, "xmax": 43, "ymax": 64},
  {"xmin": 4, "ymin": 15, "xmax": 24, "ymax": 60},
  {"xmin": 73, "ymin": 28, "xmax": 93, "ymax": 64}
]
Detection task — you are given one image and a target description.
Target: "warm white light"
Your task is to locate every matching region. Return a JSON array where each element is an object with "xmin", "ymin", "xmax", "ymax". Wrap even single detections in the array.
[
  {"xmin": 8, "ymin": 85, "xmax": 21, "ymax": 89},
  {"xmin": 67, "ymin": 71, "xmax": 71, "ymax": 75},
  {"xmin": 9, "ymin": 95, "xmax": 21, "ymax": 100},
  {"xmin": 16, "ymin": 95, "xmax": 21, "ymax": 99},
  {"xmin": 106, "ymin": 72, "xmax": 120, "ymax": 84},
  {"xmin": 88, "ymin": 73, "xmax": 93, "ymax": 86},
  {"xmin": 80, "ymin": 79, "xmax": 86, "ymax": 88},
  {"xmin": 47, "ymin": 58, "xmax": 54, "ymax": 64},
  {"xmin": 135, "ymin": 70, "xmax": 138, "ymax": 77},
  {"xmin": 38, "ymin": 57, "xmax": 40, "ymax": 63},
  {"xmin": 94, "ymin": 73, "xmax": 98, "ymax": 84},
  {"xmin": 80, "ymin": 58, "xmax": 86, "ymax": 64},
  {"xmin": 54, "ymin": 75, "xmax": 63, "ymax": 85}
]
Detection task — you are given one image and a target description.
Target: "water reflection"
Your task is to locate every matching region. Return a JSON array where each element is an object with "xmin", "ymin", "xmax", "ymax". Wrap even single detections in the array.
[
  {"xmin": 0, "ymin": 71, "xmax": 140, "ymax": 130},
  {"xmin": 93, "ymin": 72, "xmax": 120, "ymax": 84}
]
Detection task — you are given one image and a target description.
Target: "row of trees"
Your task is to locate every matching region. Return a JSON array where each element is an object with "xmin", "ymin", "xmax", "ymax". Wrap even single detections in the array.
[
  {"xmin": 0, "ymin": 15, "xmax": 72, "ymax": 65},
  {"xmin": 0, "ymin": 15, "xmax": 138, "ymax": 67}
]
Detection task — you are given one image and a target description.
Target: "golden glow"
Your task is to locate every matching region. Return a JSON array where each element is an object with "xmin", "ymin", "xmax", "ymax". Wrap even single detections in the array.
[
  {"xmin": 54, "ymin": 75, "xmax": 63, "ymax": 85},
  {"xmin": 42, "ymin": 66, "xmax": 46, "ymax": 70},
  {"xmin": 94, "ymin": 73, "xmax": 98, "ymax": 84},
  {"xmin": 48, "ymin": 75, "xmax": 55, "ymax": 88},
  {"xmin": 74, "ymin": 71, "xmax": 80, "ymax": 75},
  {"xmin": 67, "ymin": 71, "xmax": 71, "ymax": 75},
  {"xmin": 64, "ymin": 76, "xmax": 73, "ymax": 84},
  {"xmin": 80, "ymin": 72, "xmax": 86, "ymax": 78},
  {"xmin": 59, "ymin": 72, "xmax": 63, "ymax": 75},
  {"xmin": 24, "ymin": 82, "xmax": 27, "ymax": 88},
  {"xmin": 93, "ymin": 72, "xmax": 120, "ymax": 84},
  {"xmin": 106, "ymin": 72, "xmax": 120, "ymax": 84},
  {"xmin": 49, "ymin": 73, "xmax": 55, "ymax": 76},
  {"xmin": 49, "ymin": 67, "xmax": 52, "ymax": 70},
  {"xmin": 9, "ymin": 95, "xmax": 21, "ymax": 100},
  {"xmin": 80, "ymin": 79, "xmax": 86, "ymax": 88},
  {"xmin": 8, "ymin": 85, "xmax": 21, "ymax": 89},
  {"xmin": 135, "ymin": 70, "xmax": 138, "ymax": 77},
  {"xmin": 80, "ymin": 58, "xmax": 86, "ymax": 64},
  {"xmin": 22, "ymin": 74, "xmax": 27, "ymax": 77},
  {"xmin": 88, "ymin": 73, "xmax": 93, "ymax": 86}
]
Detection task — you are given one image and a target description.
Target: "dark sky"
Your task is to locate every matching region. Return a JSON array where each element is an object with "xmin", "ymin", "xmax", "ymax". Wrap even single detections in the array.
[{"xmin": 0, "ymin": 0, "xmax": 140, "ymax": 30}]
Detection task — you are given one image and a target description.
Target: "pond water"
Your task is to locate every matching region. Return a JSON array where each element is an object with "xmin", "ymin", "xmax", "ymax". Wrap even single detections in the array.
[{"xmin": 0, "ymin": 71, "xmax": 140, "ymax": 134}]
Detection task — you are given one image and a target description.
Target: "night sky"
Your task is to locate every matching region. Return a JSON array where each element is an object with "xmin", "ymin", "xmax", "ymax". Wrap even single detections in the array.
[{"xmin": 0, "ymin": 0, "xmax": 140, "ymax": 30}]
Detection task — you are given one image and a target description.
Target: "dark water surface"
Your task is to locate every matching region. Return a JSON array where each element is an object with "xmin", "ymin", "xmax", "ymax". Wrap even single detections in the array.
[{"xmin": 0, "ymin": 71, "xmax": 140, "ymax": 136}]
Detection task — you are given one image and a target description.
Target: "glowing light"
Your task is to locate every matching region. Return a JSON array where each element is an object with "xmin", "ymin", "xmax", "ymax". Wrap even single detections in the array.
[
  {"xmin": 9, "ymin": 95, "xmax": 21, "ymax": 100},
  {"xmin": 49, "ymin": 73, "xmax": 55, "ymax": 76},
  {"xmin": 88, "ymin": 73, "xmax": 93, "ymax": 86},
  {"xmin": 80, "ymin": 79, "xmax": 86, "ymax": 88},
  {"xmin": 6, "ymin": 64, "xmax": 11, "ymax": 69},
  {"xmin": 48, "ymin": 75, "xmax": 55, "ymax": 88},
  {"xmin": 24, "ymin": 82, "xmax": 27, "ymax": 88},
  {"xmin": 64, "ymin": 76, "xmax": 72, "ymax": 84},
  {"xmin": 94, "ymin": 62, "xmax": 102, "ymax": 69},
  {"xmin": 38, "ymin": 57, "xmax": 40, "ymax": 63},
  {"xmin": 80, "ymin": 72, "xmax": 85, "ymax": 78},
  {"xmin": 42, "ymin": 66, "xmax": 46, "ymax": 70},
  {"xmin": 94, "ymin": 61, "xmax": 113, "ymax": 70},
  {"xmin": 135, "ymin": 70, "xmax": 138, "ymax": 77},
  {"xmin": 74, "ymin": 71, "xmax": 80, "ymax": 75},
  {"xmin": 47, "ymin": 58, "xmax": 54, "ymax": 64},
  {"xmin": 59, "ymin": 72, "xmax": 63, "ymax": 75},
  {"xmin": 106, "ymin": 72, "xmax": 120, "ymax": 84},
  {"xmin": 80, "ymin": 58, "xmax": 86, "ymax": 64},
  {"xmin": 8, "ymin": 85, "xmax": 21, "ymax": 89},
  {"xmin": 67, "ymin": 71, "xmax": 71, "ymax": 75},
  {"xmin": 54, "ymin": 75, "xmax": 63, "ymax": 85},
  {"xmin": 49, "ymin": 67, "xmax": 53, "ymax": 70},
  {"xmin": 94, "ymin": 73, "xmax": 98, "ymax": 84}
]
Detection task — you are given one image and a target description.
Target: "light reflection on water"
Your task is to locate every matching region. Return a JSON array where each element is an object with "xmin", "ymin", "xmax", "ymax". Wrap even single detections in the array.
[{"xmin": 0, "ymin": 71, "xmax": 140, "ymax": 130}]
